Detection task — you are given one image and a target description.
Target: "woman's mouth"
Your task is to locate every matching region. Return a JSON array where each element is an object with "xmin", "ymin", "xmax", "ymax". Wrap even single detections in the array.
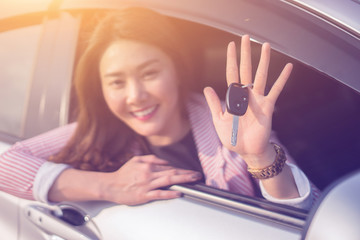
[{"xmin": 131, "ymin": 105, "xmax": 158, "ymax": 121}]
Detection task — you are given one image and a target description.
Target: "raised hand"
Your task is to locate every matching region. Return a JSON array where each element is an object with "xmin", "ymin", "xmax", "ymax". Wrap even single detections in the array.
[{"xmin": 204, "ymin": 35, "xmax": 293, "ymax": 168}]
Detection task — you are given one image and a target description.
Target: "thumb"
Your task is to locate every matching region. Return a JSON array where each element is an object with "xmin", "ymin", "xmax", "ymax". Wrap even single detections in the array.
[{"xmin": 203, "ymin": 87, "xmax": 223, "ymax": 122}]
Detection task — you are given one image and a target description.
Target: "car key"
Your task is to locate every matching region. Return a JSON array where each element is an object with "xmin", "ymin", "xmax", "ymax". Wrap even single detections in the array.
[{"xmin": 226, "ymin": 83, "xmax": 251, "ymax": 146}]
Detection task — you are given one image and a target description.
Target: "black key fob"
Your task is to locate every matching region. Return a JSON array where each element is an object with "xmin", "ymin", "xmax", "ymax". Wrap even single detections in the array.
[{"xmin": 226, "ymin": 83, "xmax": 249, "ymax": 116}]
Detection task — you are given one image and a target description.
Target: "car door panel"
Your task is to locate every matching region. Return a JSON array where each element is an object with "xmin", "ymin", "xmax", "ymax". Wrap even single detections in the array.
[{"xmin": 0, "ymin": 192, "xmax": 19, "ymax": 240}]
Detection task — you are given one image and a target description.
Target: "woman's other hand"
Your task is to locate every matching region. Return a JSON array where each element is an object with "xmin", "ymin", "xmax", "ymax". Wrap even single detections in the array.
[
  {"xmin": 101, "ymin": 155, "xmax": 202, "ymax": 205},
  {"xmin": 49, "ymin": 155, "xmax": 202, "ymax": 205}
]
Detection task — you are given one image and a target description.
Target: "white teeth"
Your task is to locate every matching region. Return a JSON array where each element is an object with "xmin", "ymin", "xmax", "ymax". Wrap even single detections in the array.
[{"xmin": 133, "ymin": 106, "xmax": 156, "ymax": 117}]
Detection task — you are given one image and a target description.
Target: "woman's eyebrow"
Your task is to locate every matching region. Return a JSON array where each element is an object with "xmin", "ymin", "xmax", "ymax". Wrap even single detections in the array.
[
  {"xmin": 136, "ymin": 59, "xmax": 160, "ymax": 70},
  {"xmin": 103, "ymin": 59, "xmax": 160, "ymax": 78},
  {"xmin": 103, "ymin": 71, "xmax": 125, "ymax": 78}
]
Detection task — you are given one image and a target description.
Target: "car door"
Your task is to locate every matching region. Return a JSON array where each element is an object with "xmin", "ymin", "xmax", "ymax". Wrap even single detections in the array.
[{"xmin": 1, "ymin": 0, "xmax": 359, "ymax": 239}]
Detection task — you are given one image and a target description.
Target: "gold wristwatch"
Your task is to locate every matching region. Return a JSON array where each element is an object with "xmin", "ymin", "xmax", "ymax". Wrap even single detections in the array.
[{"xmin": 247, "ymin": 143, "xmax": 287, "ymax": 179}]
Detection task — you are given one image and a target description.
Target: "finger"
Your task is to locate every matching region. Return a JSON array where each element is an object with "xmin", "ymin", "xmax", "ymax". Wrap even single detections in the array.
[
  {"xmin": 240, "ymin": 35, "xmax": 252, "ymax": 85},
  {"xmin": 151, "ymin": 164, "xmax": 174, "ymax": 172},
  {"xmin": 226, "ymin": 41, "xmax": 240, "ymax": 86},
  {"xmin": 153, "ymin": 168, "xmax": 201, "ymax": 178},
  {"xmin": 150, "ymin": 171, "xmax": 202, "ymax": 190},
  {"xmin": 267, "ymin": 63, "xmax": 293, "ymax": 103},
  {"xmin": 253, "ymin": 42, "xmax": 271, "ymax": 95},
  {"xmin": 145, "ymin": 189, "xmax": 182, "ymax": 202},
  {"xmin": 203, "ymin": 87, "xmax": 224, "ymax": 120}
]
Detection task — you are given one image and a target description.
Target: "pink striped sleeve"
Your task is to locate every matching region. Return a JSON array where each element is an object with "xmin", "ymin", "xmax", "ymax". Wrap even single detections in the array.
[{"xmin": 0, "ymin": 123, "xmax": 76, "ymax": 200}]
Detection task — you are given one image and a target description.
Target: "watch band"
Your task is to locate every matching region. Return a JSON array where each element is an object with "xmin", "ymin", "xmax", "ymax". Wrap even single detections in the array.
[{"xmin": 247, "ymin": 143, "xmax": 287, "ymax": 179}]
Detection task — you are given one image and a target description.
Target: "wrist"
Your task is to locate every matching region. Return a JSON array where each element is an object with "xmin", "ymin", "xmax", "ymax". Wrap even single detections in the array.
[
  {"xmin": 49, "ymin": 168, "xmax": 106, "ymax": 202},
  {"xmin": 97, "ymin": 171, "xmax": 116, "ymax": 202},
  {"xmin": 243, "ymin": 143, "xmax": 276, "ymax": 169},
  {"xmin": 247, "ymin": 143, "xmax": 287, "ymax": 180}
]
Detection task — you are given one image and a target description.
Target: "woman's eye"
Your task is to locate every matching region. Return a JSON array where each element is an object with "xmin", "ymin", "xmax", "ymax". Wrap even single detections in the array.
[
  {"xmin": 109, "ymin": 79, "xmax": 125, "ymax": 88},
  {"xmin": 142, "ymin": 70, "xmax": 159, "ymax": 80}
]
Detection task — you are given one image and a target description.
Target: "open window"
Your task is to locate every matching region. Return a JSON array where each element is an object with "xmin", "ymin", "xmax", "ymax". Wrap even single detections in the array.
[
  {"xmin": 72, "ymin": 10, "xmax": 360, "ymax": 205},
  {"xmin": 170, "ymin": 16, "xmax": 360, "ymax": 192}
]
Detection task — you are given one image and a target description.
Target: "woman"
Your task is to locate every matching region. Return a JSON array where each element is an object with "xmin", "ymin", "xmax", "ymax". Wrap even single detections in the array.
[{"xmin": 0, "ymin": 7, "xmax": 318, "ymax": 208}]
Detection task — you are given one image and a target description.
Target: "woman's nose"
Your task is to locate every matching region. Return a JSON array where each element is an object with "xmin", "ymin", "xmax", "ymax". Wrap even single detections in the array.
[{"xmin": 126, "ymin": 79, "xmax": 147, "ymax": 104}]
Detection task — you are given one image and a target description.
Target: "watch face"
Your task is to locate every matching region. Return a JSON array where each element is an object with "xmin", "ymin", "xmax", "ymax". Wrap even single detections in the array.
[{"xmin": 226, "ymin": 83, "xmax": 249, "ymax": 116}]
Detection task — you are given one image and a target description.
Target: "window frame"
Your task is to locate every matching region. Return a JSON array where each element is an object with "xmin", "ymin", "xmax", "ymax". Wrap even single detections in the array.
[{"xmin": 0, "ymin": 11, "xmax": 80, "ymax": 144}]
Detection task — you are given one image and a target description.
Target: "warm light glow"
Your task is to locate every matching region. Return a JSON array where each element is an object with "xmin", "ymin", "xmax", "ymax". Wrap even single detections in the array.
[{"xmin": 0, "ymin": 0, "xmax": 53, "ymax": 20}]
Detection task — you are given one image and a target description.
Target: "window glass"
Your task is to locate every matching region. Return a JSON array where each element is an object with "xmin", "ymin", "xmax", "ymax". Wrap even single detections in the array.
[{"xmin": 0, "ymin": 24, "xmax": 42, "ymax": 137}]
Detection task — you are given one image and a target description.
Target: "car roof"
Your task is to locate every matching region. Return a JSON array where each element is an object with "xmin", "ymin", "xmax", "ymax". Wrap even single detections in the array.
[
  {"xmin": 2, "ymin": 0, "xmax": 358, "ymax": 35},
  {"xmin": 289, "ymin": 0, "xmax": 360, "ymax": 36}
]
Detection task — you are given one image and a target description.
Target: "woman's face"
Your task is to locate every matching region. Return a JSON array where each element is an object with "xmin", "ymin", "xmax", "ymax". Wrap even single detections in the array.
[{"xmin": 99, "ymin": 40, "xmax": 188, "ymax": 146}]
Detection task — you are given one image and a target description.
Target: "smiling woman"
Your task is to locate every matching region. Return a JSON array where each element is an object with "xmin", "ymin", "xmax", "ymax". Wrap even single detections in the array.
[
  {"xmin": 0, "ymin": 7, "xmax": 319, "ymax": 209},
  {"xmin": 49, "ymin": 8, "xmax": 194, "ymax": 172},
  {"xmin": 99, "ymin": 40, "xmax": 188, "ymax": 146}
]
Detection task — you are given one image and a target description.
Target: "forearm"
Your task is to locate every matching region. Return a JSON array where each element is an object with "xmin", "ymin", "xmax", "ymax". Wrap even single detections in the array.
[
  {"xmin": 260, "ymin": 164, "xmax": 299, "ymax": 199},
  {"xmin": 260, "ymin": 163, "xmax": 314, "ymax": 210},
  {"xmin": 245, "ymin": 143, "xmax": 300, "ymax": 199},
  {"xmin": 0, "ymin": 142, "xmax": 45, "ymax": 200},
  {"xmin": 0, "ymin": 124, "xmax": 76, "ymax": 200},
  {"xmin": 48, "ymin": 168, "xmax": 105, "ymax": 202}
]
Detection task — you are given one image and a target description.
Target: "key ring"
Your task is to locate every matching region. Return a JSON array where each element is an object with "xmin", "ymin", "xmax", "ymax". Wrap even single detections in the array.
[{"xmin": 241, "ymin": 83, "xmax": 253, "ymax": 89}]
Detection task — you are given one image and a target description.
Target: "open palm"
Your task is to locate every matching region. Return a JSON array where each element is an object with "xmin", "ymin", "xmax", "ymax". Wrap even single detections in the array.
[{"xmin": 204, "ymin": 35, "xmax": 293, "ymax": 161}]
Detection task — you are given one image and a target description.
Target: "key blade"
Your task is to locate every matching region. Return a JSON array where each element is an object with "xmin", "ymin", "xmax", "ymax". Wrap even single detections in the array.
[{"xmin": 231, "ymin": 115, "xmax": 239, "ymax": 146}]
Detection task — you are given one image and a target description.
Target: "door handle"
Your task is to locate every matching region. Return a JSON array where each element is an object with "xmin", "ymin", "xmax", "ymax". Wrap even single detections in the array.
[{"xmin": 24, "ymin": 204, "xmax": 101, "ymax": 240}]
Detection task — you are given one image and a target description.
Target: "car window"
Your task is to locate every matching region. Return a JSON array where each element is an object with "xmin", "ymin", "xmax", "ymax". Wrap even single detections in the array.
[
  {"xmin": 171, "ymin": 17, "xmax": 360, "ymax": 193},
  {"xmin": 0, "ymin": 24, "xmax": 42, "ymax": 137},
  {"xmin": 73, "ymin": 10, "xmax": 360, "ymax": 203}
]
